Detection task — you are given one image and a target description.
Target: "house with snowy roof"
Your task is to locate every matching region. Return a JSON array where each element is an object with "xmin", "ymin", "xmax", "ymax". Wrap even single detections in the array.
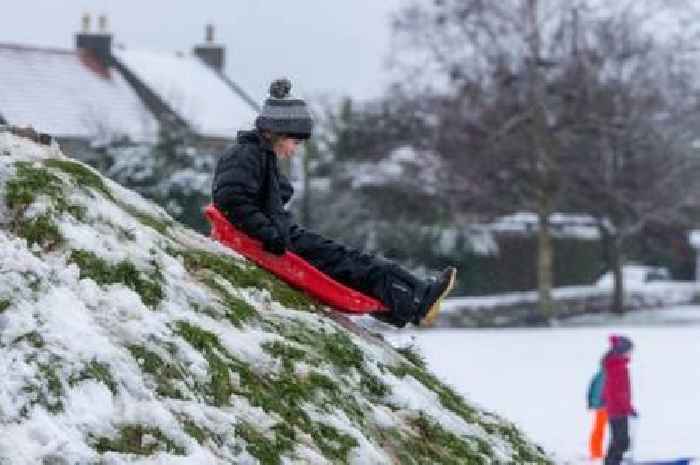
[{"xmin": 0, "ymin": 15, "xmax": 258, "ymax": 153}]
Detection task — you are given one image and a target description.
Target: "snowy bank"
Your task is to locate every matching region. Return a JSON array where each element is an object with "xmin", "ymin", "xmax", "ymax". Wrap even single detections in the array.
[
  {"xmin": 0, "ymin": 129, "xmax": 550, "ymax": 464},
  {"xmin": 438, "ymin": 280, "xmax": 700, "ymax": 328}
]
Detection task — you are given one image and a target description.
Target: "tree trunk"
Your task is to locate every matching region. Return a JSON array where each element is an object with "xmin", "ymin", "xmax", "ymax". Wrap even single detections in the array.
[
  {"xmin": 609, "ymin": 236, "xmax": 625, "ymax": 314},
  {"xmin": 537, "ymin": 202, "xmax": 555, "ymax": 323},
  {"xmin": 526, "ymin": 0, "xmax": 555, "ymax": 323},
  {"xmin": 600, "ymin": 223, "xmax": 625, "ymax": 314}
]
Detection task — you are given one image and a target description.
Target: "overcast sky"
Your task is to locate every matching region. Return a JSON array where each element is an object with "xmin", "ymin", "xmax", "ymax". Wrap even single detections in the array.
[{"xmin": 1, "ymin": 1, "xmax": 406, "ymax": 103}]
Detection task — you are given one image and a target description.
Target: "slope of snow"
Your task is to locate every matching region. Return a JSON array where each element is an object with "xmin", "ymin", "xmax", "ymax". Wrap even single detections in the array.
[{"xmin": 0, "ymin": 131, "xmax": 550, "ymax": 464}]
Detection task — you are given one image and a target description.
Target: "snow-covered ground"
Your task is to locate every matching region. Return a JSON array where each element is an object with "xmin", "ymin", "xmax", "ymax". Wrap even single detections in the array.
[
  {"xmin": 406, "ymin": 315, "xmax": 700, "ymax": 464},
  {"xmin": 0, "ymin": 131, "xmax": 551, "ymax": 464}
]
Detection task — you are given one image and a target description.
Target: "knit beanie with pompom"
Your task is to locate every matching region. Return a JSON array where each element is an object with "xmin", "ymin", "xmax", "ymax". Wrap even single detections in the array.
[{"xmin": 255, "ymin": 78, "xmax": 314, "ymax": 139}]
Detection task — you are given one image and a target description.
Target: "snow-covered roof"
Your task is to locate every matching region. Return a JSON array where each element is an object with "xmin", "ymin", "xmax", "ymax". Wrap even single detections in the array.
[
  {"xmin": 0, "ymin": 43, "xmax": 157, "ymax": 143},
  {"xmin": 113, "ymin": 48, "xmax": 257, "ymax": 138},
  {"xmin": 488, "ymin": 212, "xmax": 600, "ymax": 240}
]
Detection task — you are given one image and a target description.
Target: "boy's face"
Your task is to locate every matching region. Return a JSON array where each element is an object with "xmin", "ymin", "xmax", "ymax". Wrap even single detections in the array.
[{"xmin": 273, "ymin": 136, "xmax": 302, "ymax": 159}]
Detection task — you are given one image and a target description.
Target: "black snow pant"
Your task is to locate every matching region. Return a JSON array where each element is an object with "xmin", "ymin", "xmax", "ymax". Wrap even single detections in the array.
[
  {"xmin": 287, "ymin": 225, "xmax": 428, "ymax": 326},
  {"xmin": 605, "ymin": 416, "xmax": 630, "ymax": 465}
]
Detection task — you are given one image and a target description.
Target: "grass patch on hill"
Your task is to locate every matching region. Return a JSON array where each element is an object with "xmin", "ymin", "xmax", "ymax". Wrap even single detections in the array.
[
  {"xmin": 395, "ymin": 413, "xmax": 492, "ymax": 465},
  {"xmin": 90, "ymin": 425, "xmax": 185, "ymax": 455},
  {"xmin": 198, "ymin": 275, "xmax": 257, "ymax": 327},
  {"xmin": 6, "ymin": 162, "xmax": 64, "ymax": 210},
  {"xmin": 44, "ymin": 158, "xmax": 113, "ymax": 201},
  {"xmin": 68, "ymin": 359, "xmax": 117, "ymax": 395},
  {"xmin": 69, "ymin": 249, "xmax": 164, "ymax": 308},
  {"xmin": 129, "ymin": 345, "xmax": 189, "ymax": 400},
  {"xmin": 387, "ymin": 363, "xmax": 550, "ymax": 463},
  {"xmin": 181, "ymin": 250, "xmax": 315, "ymax": 311},
  {"xmin": 175, "ymin": 320, "xmax": 364, "ymax": 464},
  {"xmin": 5, "ymin": 162, "xmax": 69, "ymax": 248},
  {"xmin": 122, "ymin": 205, "xmax": 173, "ymax": 235}
]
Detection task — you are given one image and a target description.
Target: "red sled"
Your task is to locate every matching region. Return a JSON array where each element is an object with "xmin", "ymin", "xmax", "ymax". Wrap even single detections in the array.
[{"xmin": 205, "ymin": 204, "xmax": 388, "ymax": 314}]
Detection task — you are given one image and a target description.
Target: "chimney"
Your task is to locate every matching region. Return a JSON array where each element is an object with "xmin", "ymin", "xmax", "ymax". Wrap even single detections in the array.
[
  {"xmin": 193, "ymin": 24, "xmax": 225, "ymax": 73},
  {"xmin": 76, "ymin": 13, "xmax": 113, "ymax": 69}
]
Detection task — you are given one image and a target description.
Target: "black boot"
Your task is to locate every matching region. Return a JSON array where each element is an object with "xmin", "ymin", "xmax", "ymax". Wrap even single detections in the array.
[
  {"xmin": 413, "ymin": 267, "xmax": 457, "ymax": 326},
  {"xmin": 370, "ymin": 265, "xmax": 428, "ymax": 328}
]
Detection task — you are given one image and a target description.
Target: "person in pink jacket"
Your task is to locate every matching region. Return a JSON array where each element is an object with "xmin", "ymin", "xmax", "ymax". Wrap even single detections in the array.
[{"xmin": 603, "ymin": 335, "xmax": 635, "ymax": 465}]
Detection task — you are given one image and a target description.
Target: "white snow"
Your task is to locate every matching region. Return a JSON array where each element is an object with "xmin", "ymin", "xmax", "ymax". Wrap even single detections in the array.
[
  {"xmin": 0, "ymin": 44, "xmax": 158, "ymax": 143},
  {"xmin": 689, "ymin": 231, "xmax": 700, "ymax": 249},
  {"xmin": 408, "ymin": 321, "xmax": 700, "ymax": 464},
  {"xmin": 442, "ymin": 279, "xmax": 700, "ymax": 315},
  {"xmin": 595, "ymin": 265, "xmax": 671, "ymax": 288},
  {"xmin": 113, "ymin": 48, "xmax": 257, "ymax": 138}
]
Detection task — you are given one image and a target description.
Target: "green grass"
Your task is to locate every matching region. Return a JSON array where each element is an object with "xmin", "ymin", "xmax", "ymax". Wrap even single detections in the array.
[
  {"xmin": 175, "ymin": 320, "xmax": 368, "ymax": 464},
  {"xmin": 44, "ymin": 158, "xmax": 113, "ymax": 200},
  {"xmin": 180, "ymin": 417, "xmax": 217, "ymax": 446},
  {"xmin": 129, "ymin": 345, "xmax": 188, "ymax": 400},
  {"xmin": 122, "ymin": 205, "xmax": 172, "ymax": 235},
  {"xmin": 181, "ymin": 250, "xmax": 315, "ymax": 311},
  {"xmin": 389, "ymin": 362, "xmax": 480, "ymax": 424},
  {"xmin": 387, "ymin": 363, "xmax": 551, "ymax": 464},
  {"xmin": 174, "ymin": 321, "xmax": 235, "ymax": 406},
  {"xmin": 396, "ymin": 344, "xmax": 428, "ymax": 369},
  {"xmin": 12, "ymin": 330, "xmax": 45, "ymax": 348},
  {"xmin": 237, "ymin": 422, "xmax": 294, "ymax": 465},
  {"xmin": 91, "ymin": 425, "xmax": 185, "ymax": 455},
  {"xmin": 69, "ymin": 360, "xmax": 117, "ymax": 395},
  {"xmin": 17, "ymin": 215, "xmax": 63, "ymax": 249},
  {"xmin": 69, "ymin": 250, "xmax": 164, "ymax": 308},
  {"xmin": 5, "ymin": 162, "xmax": 63, "ymax": 210},
  {"xmin": 393, "ymin": 414, "xmax": 491, "ymax": 465},
  {"xmin": 20, "ymin": 359, "xmax": 65, "ymax": 415},
  {"xmin": 4, "ymin": 162, "xmax": 66, "ymax": 248},
  {"xmin": 199, "ymin": 275, "xmax": 257, "ymax": 327}
]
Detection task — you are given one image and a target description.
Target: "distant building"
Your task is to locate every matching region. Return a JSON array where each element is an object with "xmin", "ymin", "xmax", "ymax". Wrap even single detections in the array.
[{"xmin": 0, "ymin": 15, "xmax": 258, "ymax": 153}]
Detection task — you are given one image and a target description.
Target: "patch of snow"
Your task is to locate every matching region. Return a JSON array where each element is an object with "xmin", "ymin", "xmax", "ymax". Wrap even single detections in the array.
[
  {"xmin": 488, "ymin": 212, "xmax": 600, "ymax": 240},
  {"xmin": 689, "ymin": 230, "xmax": 700, "ymax": 249},
  {"xmin": 595, "ymin": 265, "xmax": 671, "ymax": 288}
]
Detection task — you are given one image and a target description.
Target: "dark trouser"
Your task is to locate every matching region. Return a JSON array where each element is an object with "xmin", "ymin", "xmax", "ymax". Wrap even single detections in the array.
[
  {"xmin": 287, "ymin": 225, "xmax": 427, "ymax": 325},
  {"xmin": 605, "ymin": 416, "xmax": 630, "ymax": 465}
]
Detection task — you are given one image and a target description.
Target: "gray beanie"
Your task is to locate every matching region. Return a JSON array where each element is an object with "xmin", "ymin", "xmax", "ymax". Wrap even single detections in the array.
[{"xmin": 255, "ymin": 78, "xmax": 314, "ymax": 139}]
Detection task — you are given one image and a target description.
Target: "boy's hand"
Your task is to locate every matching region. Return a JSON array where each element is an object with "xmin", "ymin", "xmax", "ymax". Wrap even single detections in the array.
[{"xmin": 263, "ymin": 236, "xmax": 287, "ymax": 256}]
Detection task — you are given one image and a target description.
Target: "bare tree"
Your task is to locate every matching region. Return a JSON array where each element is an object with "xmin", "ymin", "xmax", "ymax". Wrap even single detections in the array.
[
  {"xmin": 560, "ymin": 7, "xmax": 700, "ymax": 313},
  {"xmin": 393, "ymin": 0, "xmax": 593, "ymax": 320},
  {"xmin": 392, "ymin": 0, "xmax": 700, "ymax": 319}
]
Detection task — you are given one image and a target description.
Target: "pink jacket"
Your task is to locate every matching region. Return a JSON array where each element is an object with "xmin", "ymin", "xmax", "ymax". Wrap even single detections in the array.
[{"xmin": 603, "ymin": 352, "xmax": 634, "ymax": 417}]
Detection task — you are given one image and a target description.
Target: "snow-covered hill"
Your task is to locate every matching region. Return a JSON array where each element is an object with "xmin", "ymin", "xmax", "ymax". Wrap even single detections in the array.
[{"xmin": 0, "ymin": 128, "xmax": 550, "ymax": 465}]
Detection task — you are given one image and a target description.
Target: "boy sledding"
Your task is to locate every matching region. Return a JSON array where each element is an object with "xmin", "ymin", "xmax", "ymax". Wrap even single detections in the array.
[{"xmin": 210, "ymin": 78, "xmax": 456, "ymax": 327}]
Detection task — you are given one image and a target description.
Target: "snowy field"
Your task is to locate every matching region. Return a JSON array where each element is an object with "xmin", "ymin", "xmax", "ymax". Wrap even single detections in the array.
[{"xmin": 404, "ymin": 313, "xmax": 700, "ymax": 464}]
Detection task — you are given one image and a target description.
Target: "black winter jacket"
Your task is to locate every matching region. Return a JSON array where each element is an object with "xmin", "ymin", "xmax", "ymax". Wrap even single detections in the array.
[{"xmin": 212, "ymin": 130, "xmax": 294, "ymax": 247}]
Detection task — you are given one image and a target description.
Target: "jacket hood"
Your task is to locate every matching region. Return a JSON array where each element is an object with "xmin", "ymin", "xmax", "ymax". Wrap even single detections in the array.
[
  {"xmin": 236, "ymin": 130, "xmax": 260, "ymax": 144},
  {"xmin": 604, "ymin": 351, "xmax": 630, "ymax": 367},
  {"xmin": 236, "ymin": 130, "xmax": 274, "ymax": 153},
  {"xmin": 609, "ymin": 334, "xmax": 633, "ymax": 354}
]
